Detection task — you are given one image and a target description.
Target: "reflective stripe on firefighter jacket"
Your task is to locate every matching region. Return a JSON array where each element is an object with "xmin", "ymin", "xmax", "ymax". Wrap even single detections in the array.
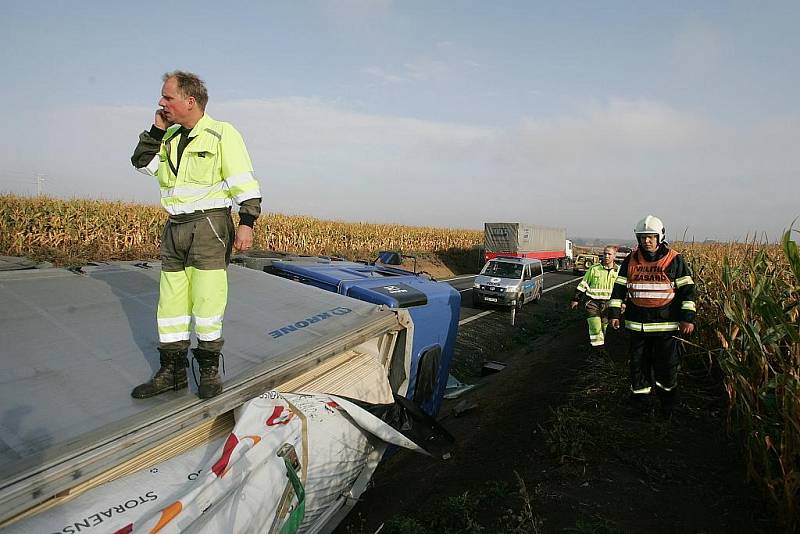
[
  {"xmin": 575, "ymin": 263, "xmax": 619, "ymax": 301},
  {"xmin": 626, "ymin": 248, "xmax": 678, "ymax": 308},
  {"xmin": 608, "ymin": 244, "xmax": 696, "ymax": 334},
  {"xmin": 153, "ymin": 114, "xmax": 261, "ymax": 215}
]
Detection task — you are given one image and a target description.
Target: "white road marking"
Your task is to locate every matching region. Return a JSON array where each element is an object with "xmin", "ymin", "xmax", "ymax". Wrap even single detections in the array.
[
  {"xmin": 457, "ymin": 276, "xmax": 581, "ymax": 326},
  {"xmin": 458, "ymin": 310, "xmax": 494, "ymax": 325},
  {"xmin": 544, "ymin": 278, "xmax": 583, "ymax": 292}
]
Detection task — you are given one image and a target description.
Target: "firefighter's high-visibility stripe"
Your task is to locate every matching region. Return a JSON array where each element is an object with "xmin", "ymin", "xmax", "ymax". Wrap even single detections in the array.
[
  {"xmin": 614, "ymin": 276, "xmax": 627, "ymax": 285},
  {"xmin": 681, "ymin": 301, "xmax": 696, "ymax": 311},
  {"xmin": 629, "ymin": 282, "xmax": 674, "ymax": 290},
  {"xmin": 655, "ymin": 381, "xmax": 676, "ymax": 391},
  {"xmin": 609, "ymin": 298, "xmax": 623, "ymax": 308},
  {"xmin": 631, "ymin": 386, "xmax": 652, "ymax": 394},
  {"xmin": 675, "ymin": 275, "xmax": 695, "ymax": 288},
  {"xmin": 630, "ymin": 291, "xmax": 676, "ymax": 300},
  {"xmin": 624, "ymin": 320, "xmax": 680, "ymax": 332}
]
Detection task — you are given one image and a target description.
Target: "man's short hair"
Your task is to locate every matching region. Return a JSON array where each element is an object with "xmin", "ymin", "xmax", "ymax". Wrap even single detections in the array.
[
  {"xmin": 603, "ymin": 245, "xmax": 618, "ymax": 254},
  {"xmin": 163, "ymin": 70, "xmax": 208, "ymax": 110}
]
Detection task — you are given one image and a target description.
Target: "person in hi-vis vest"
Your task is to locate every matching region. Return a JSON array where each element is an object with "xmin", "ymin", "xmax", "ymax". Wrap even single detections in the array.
[
  {"xmin": 570, "ymin": 245, "xmax": 620, "ymax": 355},
  {"xmin": 609, "ymin": 216, "xmax": 696, "ymax": 417},
  {"xmin": 130, "ymin": 71, "xmax": 262, "ymax": 399}
]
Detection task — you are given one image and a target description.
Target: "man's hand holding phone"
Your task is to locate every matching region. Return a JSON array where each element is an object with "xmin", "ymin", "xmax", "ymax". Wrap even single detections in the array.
[{"xmin": 154, "ymin": 109, "xmax": 172, "ymax": 130}]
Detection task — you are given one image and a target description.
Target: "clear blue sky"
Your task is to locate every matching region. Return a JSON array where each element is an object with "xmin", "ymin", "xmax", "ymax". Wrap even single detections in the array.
[{"xmin": 2, "ymin": 1, "xmax": 798, "ymax": 242}]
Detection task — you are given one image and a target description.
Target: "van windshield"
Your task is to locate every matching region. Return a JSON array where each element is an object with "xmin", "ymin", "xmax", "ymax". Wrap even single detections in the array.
[{"xmin": 482, "ymin": 261, "xmax": 523, "ymax": 279}]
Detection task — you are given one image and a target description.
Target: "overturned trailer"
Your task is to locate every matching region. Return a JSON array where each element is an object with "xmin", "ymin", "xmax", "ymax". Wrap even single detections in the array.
[{"xmin": 0, "ymin": 259, "xmax": 459, "ymax": 533}]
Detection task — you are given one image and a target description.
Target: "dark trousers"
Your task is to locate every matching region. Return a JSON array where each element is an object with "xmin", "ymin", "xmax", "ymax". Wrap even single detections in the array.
[{"xmin": 629, "ymin": 334, "xmax": 679, "ymax": 398}]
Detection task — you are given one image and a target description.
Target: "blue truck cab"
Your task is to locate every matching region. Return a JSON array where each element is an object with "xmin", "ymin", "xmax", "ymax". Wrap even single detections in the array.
[{"xmin": 236, "ymin": 253, "xmax": 461, "ymax": 418}]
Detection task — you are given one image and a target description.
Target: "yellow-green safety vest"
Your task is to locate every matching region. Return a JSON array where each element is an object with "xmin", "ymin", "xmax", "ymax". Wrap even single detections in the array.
[
  {"xmin": 576, "ymin": 263, "xmax": 619, "ymax": 300},
  {"xmin": 156, "ymin": 114, "xmax": 261, "ymax": 215}
]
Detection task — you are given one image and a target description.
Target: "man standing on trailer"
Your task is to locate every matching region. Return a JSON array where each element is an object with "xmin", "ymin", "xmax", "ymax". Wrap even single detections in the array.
[
  {"xmin": 609, "ymin": 216, "xmax": 696, "ymax": 417},
  {"xmin": 570, "ymin": 245, "xmax": 619, "ymax": 356},
  {"xmin": 130, "ymin": 70, "xmax": 262, "ymax": 399}
]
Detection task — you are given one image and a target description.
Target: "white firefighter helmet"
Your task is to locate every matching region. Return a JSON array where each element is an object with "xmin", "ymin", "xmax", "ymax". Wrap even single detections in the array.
[{"xmin": 634, "ymin": 215, "xmax": 665, "ymax": 242}]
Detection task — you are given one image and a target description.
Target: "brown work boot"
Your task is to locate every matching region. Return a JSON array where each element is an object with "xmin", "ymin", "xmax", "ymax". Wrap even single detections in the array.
[
  {"xmin": 192, "ymin": 348, "xmax": 224, "ymax": 399},
  {"xmin": 131, "ymin": 348, "xmax": 188, "ymax": 398}
]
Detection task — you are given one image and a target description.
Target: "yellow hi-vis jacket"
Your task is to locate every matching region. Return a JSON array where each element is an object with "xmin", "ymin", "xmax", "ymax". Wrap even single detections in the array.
[
  {"xmin": 141, "ymin": 114, "xmax": 261, "ymax": 215},
  {"xmin": 575, "ymin": 263, "xmax": 619, "ymax": 301}
]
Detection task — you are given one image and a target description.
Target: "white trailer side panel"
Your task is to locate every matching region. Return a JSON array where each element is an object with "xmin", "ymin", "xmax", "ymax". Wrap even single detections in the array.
[
  {"xmin": 0, "ymin": 262, "xmax": 398, "ymax": 523},
  {"xmin": 484, "ymin": 223, "xmax": 566, "ymax": 253}
]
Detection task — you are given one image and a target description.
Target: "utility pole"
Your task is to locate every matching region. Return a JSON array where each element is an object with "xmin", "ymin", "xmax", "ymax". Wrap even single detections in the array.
[{"xmin": 36, "ymin": 174, "xmax": 45, "ymax": 196}]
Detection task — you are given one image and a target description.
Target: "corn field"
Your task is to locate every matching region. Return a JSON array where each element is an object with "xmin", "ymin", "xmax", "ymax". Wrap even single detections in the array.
[
  {"xmin": 680, "ymin": 231, "xmax": 800, "ymax": 527},
  {"xmin": 0, "ymin": 194, "xmax": 482, "ymax": 265}
]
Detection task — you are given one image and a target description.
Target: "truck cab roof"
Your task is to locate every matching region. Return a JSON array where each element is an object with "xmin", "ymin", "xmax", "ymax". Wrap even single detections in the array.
[{"xmin": 239, "ymin": 253, "xmax": 461, "ymax": 415}]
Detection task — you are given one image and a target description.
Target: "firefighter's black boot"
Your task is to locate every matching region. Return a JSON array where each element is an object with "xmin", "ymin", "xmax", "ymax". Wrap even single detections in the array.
[
  {"xmin": 131, "ymin": 348, "xmax": 189, "ymax": 398},
  {"xmin": 192, "ymin": 348, "xmax": 224, "ymax": 399},
  {"xmin": 656, "ymin": 387, "xmax": 678, "ymax": 418}
]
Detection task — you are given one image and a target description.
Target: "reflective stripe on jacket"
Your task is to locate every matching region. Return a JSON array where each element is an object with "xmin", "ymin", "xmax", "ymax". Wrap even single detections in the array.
[
  {"xmin": 156, "ymin": 114, "xmax": 261, "ymax": 215},
  {"xmin": 625, "ymin": 248, "xmax": 678, "ymax": 308},
  {"xmin": 575, "ymin": 263, "xmax": 619, "ymax": 301}
]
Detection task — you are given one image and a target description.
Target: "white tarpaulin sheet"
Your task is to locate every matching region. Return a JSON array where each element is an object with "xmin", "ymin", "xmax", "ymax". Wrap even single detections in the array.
[{"xmin": 4, "ymin": 393, "xmax": 425, "ymax": 534}]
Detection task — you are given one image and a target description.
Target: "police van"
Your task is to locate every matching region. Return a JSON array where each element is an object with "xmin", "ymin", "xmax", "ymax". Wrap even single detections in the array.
[{"xmin": 472, "ymin": 256, "xmax": 544, "ymax": 309}]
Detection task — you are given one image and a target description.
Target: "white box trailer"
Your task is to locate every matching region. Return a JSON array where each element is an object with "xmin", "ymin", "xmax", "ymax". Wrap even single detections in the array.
[
  {"xmin": 483, "ymin": 222, "xmax": 573, "ymax": 270},
  {"xmin": 0, "ymin": 261, "xmax": 454, "ymax": 533}
]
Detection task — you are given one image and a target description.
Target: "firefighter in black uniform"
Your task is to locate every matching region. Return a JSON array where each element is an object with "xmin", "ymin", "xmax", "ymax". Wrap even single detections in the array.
[{"xmin": 609, "ymin": 215, "xmax": 696, "ymax": 416}]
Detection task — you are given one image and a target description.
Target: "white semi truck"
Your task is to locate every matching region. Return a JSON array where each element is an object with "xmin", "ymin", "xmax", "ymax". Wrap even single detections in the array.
[{"xmin": 483, "ymin": 222, "xmax": 573, "ymax": 271}]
